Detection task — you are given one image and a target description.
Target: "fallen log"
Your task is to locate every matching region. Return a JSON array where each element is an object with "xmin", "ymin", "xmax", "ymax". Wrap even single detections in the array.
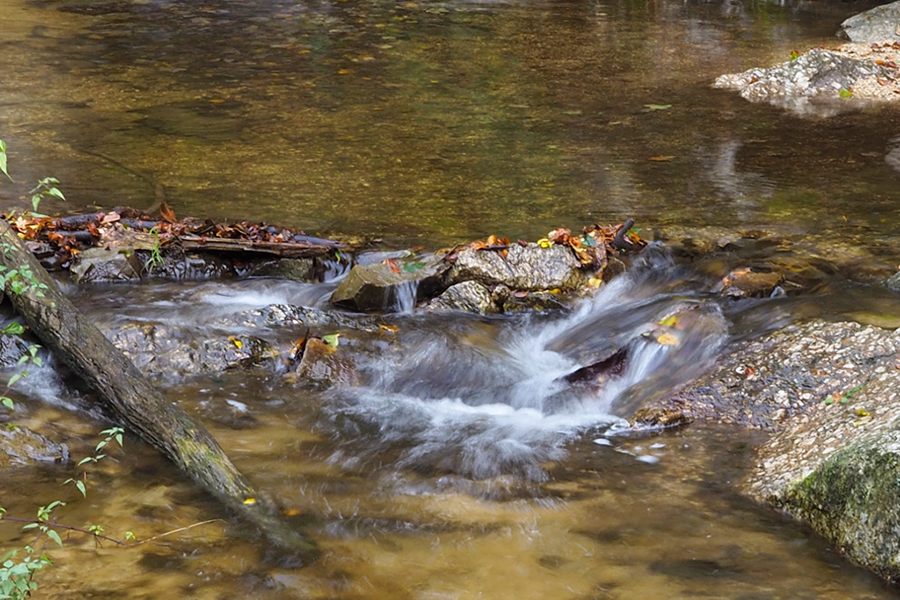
[
  {"xmin": 175, "ymin": 234, "xmax": 340, "ymax": 258},
  {"xmin": 0, "ymin": 220, "xmax": 318, "ymax": 561}
]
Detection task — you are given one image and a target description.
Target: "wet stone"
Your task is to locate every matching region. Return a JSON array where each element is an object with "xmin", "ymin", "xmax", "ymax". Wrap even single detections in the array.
[
  {"xmin": 720, "ymin": 270, "xmax": 784, "ymax": 298},
  {"xmin": 330, "ymin": 254, "xmax": 450, "ymax": 312},
  {"xmin": 0, "ymin": 425, "xmax": 68, "ymax": 467},
  {"xmin": 447, "ymin": 243, "xmax": 587, "ymax": 292},
  {"xmin": 293, "ymin": 338, "xmax": 357, "ymax": 388},
  {"xmin": 425, "ymin": 280, "xmax": 498, "ymax": 315},
  {"xmin": 70, "ymin": 247, "xmax": 144, "ymax": 282},
  {"xmin": 244, "ymin": 258, "xmax": 317, "ymax": 282}
]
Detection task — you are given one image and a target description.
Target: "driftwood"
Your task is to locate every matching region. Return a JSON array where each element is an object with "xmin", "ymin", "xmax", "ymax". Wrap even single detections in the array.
[
  {"xmin": 175, "ymin": 234, "xmax": 339, "ymax": 258},
  {"xmin": 0, "ymin": 221, "xmax": 318, "ymax": 561}
]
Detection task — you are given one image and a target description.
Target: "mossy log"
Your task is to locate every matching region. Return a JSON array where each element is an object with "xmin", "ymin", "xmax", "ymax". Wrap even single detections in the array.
[{"xmin": 0, "ymin": 221, "xmax": 317, "ymax": 560}]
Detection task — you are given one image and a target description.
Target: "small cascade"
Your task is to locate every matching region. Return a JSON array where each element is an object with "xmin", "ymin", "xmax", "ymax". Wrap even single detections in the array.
[{"xmin": 324, "ymin": 257, "xmax": 730, "ymax": 482}]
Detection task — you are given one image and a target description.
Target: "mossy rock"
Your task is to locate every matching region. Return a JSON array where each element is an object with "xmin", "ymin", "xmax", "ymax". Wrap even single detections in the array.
[{"xmin": 781, "ymin": 430, "xmax": 900, "ymax": 583}]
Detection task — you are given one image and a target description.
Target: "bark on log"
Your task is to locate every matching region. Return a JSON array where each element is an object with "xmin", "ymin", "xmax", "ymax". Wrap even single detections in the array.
[
  {"xmin": 176, "ymin": 234, "xmax": 341, "ymax": 257},
  {"xmin": 0, "ymin": 221, "xmax": 318, "ymax": 561}
]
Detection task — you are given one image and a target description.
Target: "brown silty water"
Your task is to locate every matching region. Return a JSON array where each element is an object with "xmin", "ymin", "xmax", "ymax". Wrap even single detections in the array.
[{"xmin": 2, "ymin": 0, "xmax": 900, "ymax": 597}]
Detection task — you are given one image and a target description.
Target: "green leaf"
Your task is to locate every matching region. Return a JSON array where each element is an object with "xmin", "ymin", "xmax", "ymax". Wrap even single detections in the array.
[
  {"xmin": 7, "ymin": 373, "xmax": 22, "ymax": 388},
  {"xmin": 839, "ymin": 88, "xmax": 853, "ymax": 99},
  {"xmin": 1, "ymin": 322, "xmax": 25, "ymax": 336},
  {"xmin": 21, "ymin": 523, "xmax": 39, "ymax": 531},
  {"xmin": 46, "ymin": 529, "xmax": 63, "ymax": 547},
  {"xmin": 644, "ymin": 104, "xmax": 672, "ymax": 111},
  {"xmin": 75, "ymin": 480, "xmax": 86, "ymax": 497},
  {"xmin": 322, "ymin": 333, "xmax": 340, "ymax": 348},
  {"xmin": 401, "ymin": 262, "xmax": 425, "ymax": 273},
  {"xmin": 0, "ymin": 397, "xmax": 13, "ymax": 410}
]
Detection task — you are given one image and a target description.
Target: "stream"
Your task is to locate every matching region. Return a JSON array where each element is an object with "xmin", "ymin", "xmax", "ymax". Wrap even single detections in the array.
[{"xmin": 2, "ymin": 0, "xmax": 900, "ymax": 596}]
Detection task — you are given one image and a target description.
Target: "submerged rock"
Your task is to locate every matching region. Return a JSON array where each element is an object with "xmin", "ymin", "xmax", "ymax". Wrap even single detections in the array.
[
  {"xmin": 0, "ymin": 425, "xmax": 68, "ymax": 467},
  {"xmin": 292, "ymin": 338, "xmax": 357, "ymax": 388},
  {"xmin": 839, "ymin": 1, "xmax": 900, "ymax": 43}
]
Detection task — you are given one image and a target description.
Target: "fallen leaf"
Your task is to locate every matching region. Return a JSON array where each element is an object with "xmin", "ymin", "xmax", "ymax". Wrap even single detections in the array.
[
  {"xmin": 159, "ymin": 201, "xmax": 177, "ymax": 223},
  {"xmin": 656, "ymin": 332, "xmax": 679, "ymax": 346},
  {"xmin": 383, "ymin": 258, "xmax": 402, "ymax": 274},
  {"xmin": 228, "ymin": 336, "xmax": 243, "ymax": 350},
  {"xmin": 649, "ymin": 155, "xmax": 675, "ymax": 162},
  {"xmin": 644, "ymin": 104, "xmax": 672, "ymax": 111},
  {"xmin": 322, "ymin": 333, "xmax": 340, "ymax": 348}
]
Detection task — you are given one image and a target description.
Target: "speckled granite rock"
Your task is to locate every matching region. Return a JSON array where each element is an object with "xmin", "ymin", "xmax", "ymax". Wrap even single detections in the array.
[
  {"xmin": 714, "ymin": 48, "xmax": 893, "ymax": 106},
  {"xmin": 656, "ymin": 318, "xmax": 900, "ymax": 582},
  {"xmin": 447, "ymin": 243, "xmax": 587, "ymax": 292},
  {"xmin": 840, "ymin": 1, "xmax": 900, "ymax": 43}
]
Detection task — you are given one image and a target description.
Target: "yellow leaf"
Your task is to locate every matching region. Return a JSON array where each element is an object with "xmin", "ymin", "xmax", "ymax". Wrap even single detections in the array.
[
  {"xmin": 656, "ymin": 333, "xmax": 679, "ymax": 346},
  {"xmin": 856, "ymin": 408, "xmax": 870, "ymax": 417},
  {"xmin": 537, "ymin": 238, "xmax": 553, "ymax": 248},
  {"xmin": 658, "ymin": 315, "xmax": 678, "ymax": 327},
  {"xmin": 228, "ymin": 336, "xmax": 243, "ymax": 350},
  {"xmin": 588, "ymin": 277, "xmax": 603, "ymax": 289},
  {"xmin": 337, "ymin": 68, "xmax": 352, "ymax": 75},
  {"xmin": 242, "ymin": 498, "xmax": 257, "ymax": 505},
  {"xmin": 380, "ymin": 324, "xmax": 399, "ymax": 333}
]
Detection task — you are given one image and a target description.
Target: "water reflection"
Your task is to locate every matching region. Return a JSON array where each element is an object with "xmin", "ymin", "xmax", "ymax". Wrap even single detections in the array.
[{"xmin": 1, "ymin": 0, "xmax": 899, "ymax": 248}]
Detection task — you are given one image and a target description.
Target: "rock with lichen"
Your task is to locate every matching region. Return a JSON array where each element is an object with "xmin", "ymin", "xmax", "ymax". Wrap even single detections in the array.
[{"xmin": 447, "ymin": 243, "xmax": 587, "ymax": 292}]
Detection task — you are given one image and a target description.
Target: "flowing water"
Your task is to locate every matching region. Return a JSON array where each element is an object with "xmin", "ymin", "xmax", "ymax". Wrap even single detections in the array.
[{"xmin": 2, "ymin": 0, "xmax": 900, "ymax": 597}]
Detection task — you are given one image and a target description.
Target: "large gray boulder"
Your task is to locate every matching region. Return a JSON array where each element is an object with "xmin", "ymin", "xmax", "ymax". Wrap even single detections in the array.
[
  {"xmin": 714, "ymin": 49, "xmax": 891, "ymax": 104},
  {"xmin": 447, "ymin": 243, "xmax": 586, "ymax": 292},
  {"xmin": 840, "ymin": 1, "xmax": 900, "ymax": 43}
]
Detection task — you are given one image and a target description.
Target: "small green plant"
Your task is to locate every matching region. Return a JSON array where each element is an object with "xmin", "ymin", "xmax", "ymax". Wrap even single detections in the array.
[
  {"xmin": 26, "ymin": 178, "xmax": 65, "ymax": 216},
  {"xmin": 0, "ymin": 139, "xmax": 65, "ymax": 217},
  {"xmin": 143, "ymin": 227, "xmax": 165, "ymax": 274}
]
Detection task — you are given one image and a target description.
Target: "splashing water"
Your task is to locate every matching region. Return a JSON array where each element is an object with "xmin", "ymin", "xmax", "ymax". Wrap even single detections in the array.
[{"xmin": 324, "ymin": 256, "xmax": 729, "ymax": 483}]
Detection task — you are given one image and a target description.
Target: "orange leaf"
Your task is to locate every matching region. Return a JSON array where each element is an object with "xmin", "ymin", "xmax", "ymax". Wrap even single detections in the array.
[
  {"xmin": 159, "ymin": 202, "xmax": 177, "ymax": 223},
  {"xmin": 383, "ymin": 258, "xmax": 402, "ymax": 274},
  {"xmin": 649, "ymin": 155, "xmax": 675, "ymax": 162}
]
